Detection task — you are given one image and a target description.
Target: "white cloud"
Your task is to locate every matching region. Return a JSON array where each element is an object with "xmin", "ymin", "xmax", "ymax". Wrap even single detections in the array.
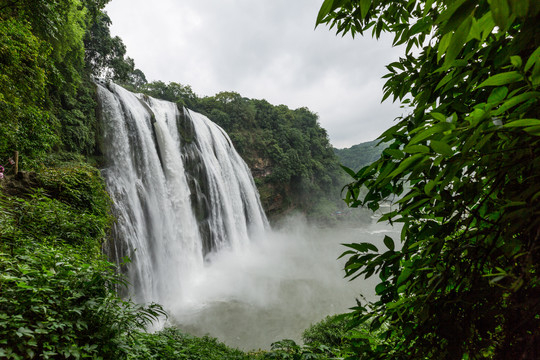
[{"xmin": 105, "ymin": 0, "xmax": 405, "ymax": 148}]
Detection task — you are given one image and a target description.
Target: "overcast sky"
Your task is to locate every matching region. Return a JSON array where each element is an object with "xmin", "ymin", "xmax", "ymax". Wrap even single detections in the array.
[{"xmin": 105, "ymin": 0, "xmax": 406, "ymax": 148}]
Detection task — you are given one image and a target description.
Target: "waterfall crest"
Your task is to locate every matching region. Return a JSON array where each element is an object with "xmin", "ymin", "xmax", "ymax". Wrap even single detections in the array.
[{"xmin": 96, "ymin": 82, "xmax": 268, "ymax": 305}]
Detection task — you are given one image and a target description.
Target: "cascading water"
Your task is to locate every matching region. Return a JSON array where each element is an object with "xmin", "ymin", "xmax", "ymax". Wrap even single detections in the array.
[
  {"xmin": 95, "ymin": 81, "xmax": 401, "ymax": 350},
  {"xmin": 96, "ymin": 81, "xmax": 268, "ymax": 307}
]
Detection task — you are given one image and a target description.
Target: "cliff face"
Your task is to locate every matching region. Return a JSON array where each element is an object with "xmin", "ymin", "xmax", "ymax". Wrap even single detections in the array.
[{"xmin": 251, "ymin": 157, "xmax": 273, "ymax": 178}]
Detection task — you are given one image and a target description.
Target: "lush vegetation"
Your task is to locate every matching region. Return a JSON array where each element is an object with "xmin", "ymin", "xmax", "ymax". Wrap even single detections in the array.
[
  {"xmin": 0, "ymin": 0, "xmax": 143, "ymax": 163},
  {"xmin": 8, "ymin": 0, "xmax": 538, "ymax": 358},
  {"xmin": 317, "ymin": 0, "xmax": 539, "ymax": 359},
  {"xmin": 1, "ymin": 1, "xmax": 177, "ymax": 358},
  {"xmin": 0, "ymin": 161, "xmax": 165, "ymax": 359}
]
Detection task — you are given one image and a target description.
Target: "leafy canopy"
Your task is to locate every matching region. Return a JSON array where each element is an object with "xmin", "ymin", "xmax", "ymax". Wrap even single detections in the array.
[{"xmin": 317, "ymin": 0, "xmax": 539, "ymax": 359}]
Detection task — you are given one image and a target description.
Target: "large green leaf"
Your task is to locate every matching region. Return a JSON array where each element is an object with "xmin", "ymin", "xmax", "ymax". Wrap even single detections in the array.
[
  {"xmin": 383, "ymin": 235, "xmax": 395, "ymax": 251},
  {"xmin": 388, "ymin": 154, "xmax": 424, "ymax": 178},
  {"xmin": 360, "ymin": 0, "xmax": 371, "ymax": 19},
  {"xmin": 477, "ymin": 71, "xmax": 524, "ymax": 87},
  {"xmin": 444, "ymin": 16, "xmax": 472, "ymax": 65},
  {"xmin": 316, "ymin": 0, "xmax": 335, "ymax": 25},
  {"xmin": 524, "ymin": 46, "xmax": 540, "ymax": 72},
  {"xmin": 494, "ymin": 92, "xmax": 540, "ymax": 115},
  {"xmin": 430, "ymin": 140, "xmax": 453, "ymax": 156},
  {"xmin": 504, "ymin": 118, "xmax": 540, "ymax": 127}
]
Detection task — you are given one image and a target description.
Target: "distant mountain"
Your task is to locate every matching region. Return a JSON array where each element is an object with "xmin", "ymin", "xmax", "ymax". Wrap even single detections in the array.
[{"xmin": 334, "ymin": 140, "xmax": 386, "ymax": 172}]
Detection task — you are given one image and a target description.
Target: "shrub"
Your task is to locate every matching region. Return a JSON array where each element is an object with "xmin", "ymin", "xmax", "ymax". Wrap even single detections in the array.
[
  {"xmin": 0, "ymin": 246, "xmax": 164, "ymax": 359},
  {"xmin": 127, "ymin": 328, "xmax": 252, "ymax": 360},
  {"xmin": 0, "ymin": 162, "xmax": 163, "ymax": 359},
  {"xmin": 302, "ymin": 315, "xmax": 349, "ymax": 348}
]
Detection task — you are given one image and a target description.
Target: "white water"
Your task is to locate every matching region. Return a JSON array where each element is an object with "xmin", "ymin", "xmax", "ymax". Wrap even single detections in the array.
[
  {"xmin": 97, "ymin": 82, "xmax": 398, "ymax": 350},
  {"xmin": 169, "ymin": 214, "xmax": 399, "ymax": 350},
  {"xmin": 97, "ymin": 82, "xmax": 267, "ymax": 307}
]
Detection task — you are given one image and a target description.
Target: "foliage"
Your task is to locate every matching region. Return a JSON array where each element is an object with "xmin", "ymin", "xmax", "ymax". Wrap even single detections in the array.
[
  {"xmin": 35, "ymin": 162, "xmax": 111, "ymax": 216},
  {"xmin": 54, "ymin": 76, "xmax": 99, "ymax": 155},
  {"xmin": 302, "ymin": 314, "xmax": 349, "ymax": 348},
  {"xmin": 140, "ymin": 81, "xmax": 198, "ymax": 109},
  {"xmin": 263, "ymin": 339, "xmax": 346, "ymax": 360},
  {"xmin": 127, "ymin": 328, "xmax": 254, "ymax": 360},
  {"xmin": 0, "ymin": 0, "xmax": 144, "ymax": 162},
  {"xmin": 0, "ymin": 161, "xmax": 165, "ymax": 359},
  {"xmin": 0, "ymin": 17, "xmax": 58, "ymax": 159},
  {"xmin": 84, "ymin": 10, "xmax": 144, "ymax": 85},
  {"xmin": 334, "ymin": 140, "xmax": 386, "ymax": 172},
  {"xmin": 1, "ymin": 163, "xmax": 112, "ymax": 253},
  {"xmin": 0, "ymin": 246, "xmax": 164, "ymax": 360},
  {"xmin": 317, "ymin": 0, "xmax": 540, "ymax": 359}
]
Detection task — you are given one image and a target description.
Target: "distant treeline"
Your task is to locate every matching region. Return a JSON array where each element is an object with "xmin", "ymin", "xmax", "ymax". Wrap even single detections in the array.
[{"xmin": 333, "ymin": 140, "xmax": 386, "ymax": 172}]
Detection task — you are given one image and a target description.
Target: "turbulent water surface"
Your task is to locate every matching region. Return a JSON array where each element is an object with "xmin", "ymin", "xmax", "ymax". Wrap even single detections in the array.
[
  {"xmin": 96, "ymin": 82, "xmax": 397, "ymax": 350},
  {"xmin": 169, "ymin": 215, "xmax": 399, "ymax": 350}
]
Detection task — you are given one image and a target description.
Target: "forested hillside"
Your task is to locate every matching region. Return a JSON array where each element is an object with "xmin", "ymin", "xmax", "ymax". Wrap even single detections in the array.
[
  {"xmin": 0, "ymin": 1, "xmax": 166, "ymax": 357},
  {"xmin": 333, "ymin": 140, "xmax": 385, "ymax": 172}
]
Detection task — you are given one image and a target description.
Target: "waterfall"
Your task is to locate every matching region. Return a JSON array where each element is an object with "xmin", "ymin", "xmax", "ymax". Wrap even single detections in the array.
[{"xmin": 96, "ymin": 81, "xmax": 268, "ymax": 307}]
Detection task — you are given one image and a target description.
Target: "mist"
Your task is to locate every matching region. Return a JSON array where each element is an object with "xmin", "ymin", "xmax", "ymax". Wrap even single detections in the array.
[{"xmin": 164, "ymin": 212, "xmax": 400, "ymax": 350}]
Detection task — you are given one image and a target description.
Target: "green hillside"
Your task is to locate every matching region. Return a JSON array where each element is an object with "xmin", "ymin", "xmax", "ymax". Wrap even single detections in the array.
[{"xmin": 333, "ymin": 140, "xmax": 386, "ymax": 172}]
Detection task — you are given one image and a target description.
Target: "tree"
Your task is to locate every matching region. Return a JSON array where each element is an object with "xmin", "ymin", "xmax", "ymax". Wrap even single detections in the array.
[
  {"xmin": 84, "ymin": 10, "xmax": 142, "ymax": 84},
  {"xmin": 0, "ymin": 15, "xmax": 57, "ymax": 159},
  {"xmin": 316, "ymin": 0, "xmax": 539, "ymax": 359}
]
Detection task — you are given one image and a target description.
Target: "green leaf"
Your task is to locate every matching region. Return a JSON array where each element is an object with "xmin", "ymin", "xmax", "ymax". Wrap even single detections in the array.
[
  {"xmin": 424, "ymin": 179, "xmax": 437, "ymax": 195},
  {"xmin": 343, "ymin": 242, "xmax": 379, "ymax": 253},
  {"xmin": 524, "ymin": 126, "xmax": 540, "ymax": 136},
  {"xmin": 491, "ymin": 0, "xmax": 510, "ymax": 29},
  {"xmin": 477, "ymin": 71, "xmax": 524, "ymax": 88},
  {"xmin": 316, "ymin": 0, "xmax": 335, "ymax": 25},
  {"xmin": 444, "ymin": 16, "xmax": 472, "ymax": 65},
  {"xmin": 430, "ymin": 112, "xmax": 447, "ymax": 122},
  {"xmin": 403, "ymin": 144, "xmax": 430, "ymax": 154},
  {"xmin": 383, "ymin": 148, "xmax": 405, "ymax": 159},
  {"xmin": 438, "ymin": 33, "xmax": 453, "ymax": 62},
  {"xmin": 494, "ymin": 92, "xmax": 540, "ymax": 115},
  {"xmin": 509, "ymin": 0, "xmax": 529, "ymax": 17},
  {"xmin": 340, "ymin": 165, "xmax": 357, "ymax": 178},
  {"xmin": 532, "ymin": 61, "xmax": 540, "ymax": 86},
  {"xmin": 430, "ymin": 140, "xmax": 453, "ymax": 156},
  {"xmin": 397, "ymin": 267, "xmax": 413, "ymax": 286},
  {"xmin": 388, "ymin": 154, "xmax": 424, "ymax": 178},
  {"xmin": 360, "ymin": 0, "xmax": 371, "ymax": 19},
  {"xmin": 510, "ymin": 55, "xmax": 522, "ymax": 68},
  {"xmin": 487, "ymin": 86, "xmax": 508, "ymax": 103},
  {"xmin": 383, "ymin": 235, "xmax": 395, "ymax": 251},
  {"xmin": 409, "ymin": 123, "xmax": 453, "ymax": 145},
  {"xmin": 375, "ymin": 282, "xmax": 388, "ymax": 295},
  {"xmin": 524, "ymin": 46, "xmax": 540, "ymax": 72},
  {"xmin": 469, "ymin": 12, "xmax": 496, "ymax": 41},
  {"xmin": 436, "ymin": 0, "xmax": 475, "ymax": 33}
]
